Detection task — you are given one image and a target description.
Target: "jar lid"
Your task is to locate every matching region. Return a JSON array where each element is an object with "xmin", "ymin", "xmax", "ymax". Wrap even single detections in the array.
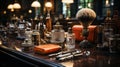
[{"xmin": 53, "ymin": 22, "xmax": 63, "ymax": 29}]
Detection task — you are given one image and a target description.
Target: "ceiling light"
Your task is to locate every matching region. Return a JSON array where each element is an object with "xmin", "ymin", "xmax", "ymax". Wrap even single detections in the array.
[{"xmin": 31, "ymin": 0, "xmax": 41, "ymax": 7}]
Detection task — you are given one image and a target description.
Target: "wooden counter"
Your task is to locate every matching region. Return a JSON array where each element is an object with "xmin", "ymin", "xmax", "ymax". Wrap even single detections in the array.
[{"xmin": 0, "ymin": 37, "xmax": 120, "ymax": 67}]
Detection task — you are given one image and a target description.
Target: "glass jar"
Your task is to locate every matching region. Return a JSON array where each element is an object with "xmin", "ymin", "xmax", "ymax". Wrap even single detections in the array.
[{"xmin": 51, "ymin": 22, "xmax": 65, "ymax": 44}]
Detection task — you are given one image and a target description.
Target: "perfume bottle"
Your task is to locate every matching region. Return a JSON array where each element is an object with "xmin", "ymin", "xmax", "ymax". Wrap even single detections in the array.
[{"xmin": 66, "ymin": 27, "xmax": 75, "ymax": 50}]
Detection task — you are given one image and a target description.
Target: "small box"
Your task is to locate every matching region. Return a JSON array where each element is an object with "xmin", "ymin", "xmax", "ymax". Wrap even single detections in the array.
[
  {"xmin": 34, "ymin": 44, "xmax": 61, "ymax": 54},
  {"xmin": 72, "ymin": 25, "xmax": 97, "ymax": 43}
]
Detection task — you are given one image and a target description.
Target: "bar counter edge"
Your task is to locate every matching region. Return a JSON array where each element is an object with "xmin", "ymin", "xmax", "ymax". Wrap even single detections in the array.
[{"xmin": 0, "ymin": 45, "xmax": 65, "ymax": 67}]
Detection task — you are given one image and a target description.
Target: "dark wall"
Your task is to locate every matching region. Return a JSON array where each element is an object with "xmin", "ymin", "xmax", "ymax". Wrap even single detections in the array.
[
  {"xmin": 0, "ymin": 0, "xmax": 120, "ymax": 24},
  {"xmin": 71, "ymin": 0, "xmax": 78, "ymax": 18},
  {"xmin": 114, "ymin": 0, "xmax": 120, "ymax": 15},
  {"xmin": 54, "ymin": 0, "xmax": 62, "ymax": 15}
]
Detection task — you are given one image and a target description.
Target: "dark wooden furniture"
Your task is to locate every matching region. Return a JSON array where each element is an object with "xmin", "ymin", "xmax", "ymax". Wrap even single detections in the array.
[{"xmin": 0, "ymin": 36, "xmax": 120, "ymax": 67}]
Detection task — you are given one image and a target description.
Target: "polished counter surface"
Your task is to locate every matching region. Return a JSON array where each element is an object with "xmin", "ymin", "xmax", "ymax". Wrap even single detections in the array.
[{"xmin": 0, "ymin": 37, "xmax": 120, "ymax": 67}]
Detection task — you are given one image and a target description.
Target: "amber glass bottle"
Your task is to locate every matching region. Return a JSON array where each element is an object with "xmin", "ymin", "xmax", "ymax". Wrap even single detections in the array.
[{"xmin": 46, "ymin": 15, "xmax": 52, "ymax": 32}]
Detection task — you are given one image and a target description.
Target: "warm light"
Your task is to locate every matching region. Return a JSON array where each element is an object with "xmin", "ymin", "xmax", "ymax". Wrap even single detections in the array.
[
  {"xmin": 8, "ymin": 4, "xmax": 13, "ymax": 9},
  {"xmin": 106, "ymin": 0, "xmax": 109, "ymax": 7},
  {"xmin": 11, "ymin": 9, "xmax": 14, "ymax": 12},
  {"xmin": 0, "ymin": 41, "xmax": 2, "ymax": 45},
  {"xmin": 45, "ymin": 2, "xmax": 53, "ymax": 18},
  {"xmin": 106, "ymin": 0, "xmax": 109, "ymax": 4},
  {"xmin": 3, "ymin": 11, "xmax": 6, "ymax": 14},
  {"xmin": 31, "ymin": 0, "xmax": 41, "ymax": 18},
  {"xmin": 62, "ymin": 0, "xmax": 74, "ymax": 4},
  {"xmin": 28, "ymin": 10, "xmax": 32, "ymax": 13},
  {"xmin": 45, "ymin": 2, "xmax": 52, "ymax": 8},
  {"xmin": 88, "ymin": 3, "xmax": 91, "ymax": 8},
  {"xmin": 13, "ymin": 3, "xmax": 21, "ymax": 9},
  {"xmin": 31, "ymin": 0, "xmax": 41, "ymax": 7},
  {"xmin": 8, "ymin": 4, "xmax": 14, "ymax": 11}
]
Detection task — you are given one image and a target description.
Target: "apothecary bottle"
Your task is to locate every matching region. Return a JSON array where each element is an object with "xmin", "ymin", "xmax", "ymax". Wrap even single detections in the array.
[
  {"xmin": 66, "ymin": 27, "xmax": 75, "ymax": 50},
  {"xmin": 25, "ymin": 27, "xmax": 32, "ymax": 45},
  {"xmin": 32, "ymin": 30, "xmax": 41, "ymax": 45},
  {"xmin": 51, "ymin": 22, "xmax": 65, "ymax": 44}
]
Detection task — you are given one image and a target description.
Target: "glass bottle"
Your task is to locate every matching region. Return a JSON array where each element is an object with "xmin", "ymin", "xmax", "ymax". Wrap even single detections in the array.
[
  {"xmin": 39, "ymin": 22, "xmax": 44, "ymax": 39},
  {"xmin": 51, "ymin": 22, "xmax": 65, "ymax": 44},
  {"xmin": 25, "ymin": 27, "xmax": 32, "ymax": 45},
  {"xmin": 32, "ymin": 30, "xmax": 41, "ymax": 45},
  {"xmin": 46, "ymin": 14, "xmax": 52, "ymax": 32},
  {"xmin": 3, "ymin": 31, "xmax": 9, "ymax": 46},
  {"xmin": 66, "ymin": 27, "xmax": 75, "ymax": 50},
  {"xmin": 97, "ymin": 25, "xmax": 103, "ymax": 48}
]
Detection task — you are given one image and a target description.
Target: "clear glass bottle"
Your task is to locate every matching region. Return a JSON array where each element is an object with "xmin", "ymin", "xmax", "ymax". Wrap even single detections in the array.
[
  {"xmin": 66, "ymin": 27, "xmax": 75, "ymax": 50},
  {"xmin": 51, "ymin": 22, "xmax": 65, "ymax": 44}
]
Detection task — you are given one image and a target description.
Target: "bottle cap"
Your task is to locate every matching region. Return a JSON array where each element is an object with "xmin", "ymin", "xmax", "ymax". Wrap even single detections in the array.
[{"xmin": 68, "ymin": 27, "xmax": 72, "ymax": 33}]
